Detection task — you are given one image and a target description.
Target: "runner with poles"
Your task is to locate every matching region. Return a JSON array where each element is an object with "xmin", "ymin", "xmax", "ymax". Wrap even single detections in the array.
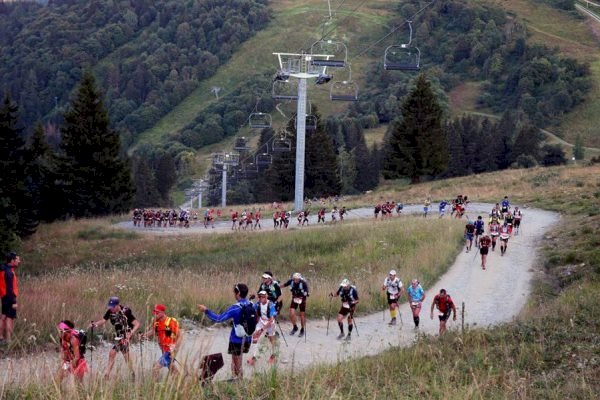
[
  {"xmin": 89, "ymin": 296, "xmax": 140, "ymax": 379},
  {"xmin": 407, "ymin": 279, "xmax": 425, "ymax": 329},
  {"xmin": 282, "ymin": 273, "xmax": 309, "ymax": 338},
  {"xmin": 56, "ymin": 320, "xmax": 88, "ymax": 383},
  {"xmin": 330, "ymin": 279, "xmax": 359, "ymax": 341},
  {"xmin": 258, "ymin": 272, "xmax": 283, "ymax": 314},
  {"xmin": 464, "ymin": 219, "xmax": 476, "ymax": 253},
  {"xmin": 381, "ymin": 270, "xmax": 403, "ymax": 326}
]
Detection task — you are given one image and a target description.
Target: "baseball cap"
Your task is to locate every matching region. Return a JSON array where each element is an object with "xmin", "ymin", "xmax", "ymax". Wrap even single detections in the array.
[
  {"xmin": 107, "ymin": 297, "xmax": 120, "ymax": 308},
  {"xmin": 340, "ymin": 279, "xmax": 350, "ymax": 287},
  {"xmin": 292, "ymin": 272, "xmax": 301, "ymax": 279},
  {"xmin": 389, "ymin": 270, "xmax": 397, "ymax": 275},
  {"xmin": 258, "ymin": 290, "xmax": 268, "ymax": 296},
  {"xmin": 153, "ymin": 304, "xmax": 166, "ymax": 315},
  {"xmin": 262, "ymin": 273, "xmax": 272, "ymax": 279}
]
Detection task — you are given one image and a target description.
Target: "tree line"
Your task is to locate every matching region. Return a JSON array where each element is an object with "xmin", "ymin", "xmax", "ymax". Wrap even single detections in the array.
[
  {"xmin": 0, "ymin": 0, "xmax": 271, "ymax": 146},
  {"xmin": 0, "ymin": 71, "xmax": 134, "ymax": 254}
]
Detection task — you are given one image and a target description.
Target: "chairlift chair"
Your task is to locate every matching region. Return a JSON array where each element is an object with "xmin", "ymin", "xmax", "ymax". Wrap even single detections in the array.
[
  {"xmin": 233, "ymin": 137, "xmax": 251, "ymax": 152},
  {"xmin": 384, "ymin": 45, "xmax": 421, "ymax": 71},
  {"xmin": 296, "ymin": 114, "xmax": 317, "ymax": 132},
  {"xmin": 330, "ymin": 81, "xmax": 358, "ymax": 101},
  {"xmin": 272, "ymin": 80, "xmax": 299, "ymax": 101},
  {"xmin": 310, "ymin": 40, "xmax": 348, "ymax": 68},
  {"xmin": 272, "ymin": 133, "xmax": 292, "ymax": 152},
  {"xmin": 243, "ymin": 163, "xmax": 258, "ymax": 179},
  {"xmin": 249, "ymin": 112, "xmax": 272, "ymax": 129},
  {"xmin": 256, "ymin": 153, "xmax": 273, "ymax": 166}
]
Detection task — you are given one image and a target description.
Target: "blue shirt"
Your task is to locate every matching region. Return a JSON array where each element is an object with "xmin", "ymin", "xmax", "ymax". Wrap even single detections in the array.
[
  {"xmin": 501, "ymin": 199, "xmax": 510, "ymax": 208},
  {"xmin": 439, "ymin": 201, "xmax": 448, "ymax": 210},
  {"xmin": 407, "ymin": 285, "xmax": 425, "ymax": 302},
  {"xmin": 205, "ymin": 299, "xmax": 252, "ymax": 344}
]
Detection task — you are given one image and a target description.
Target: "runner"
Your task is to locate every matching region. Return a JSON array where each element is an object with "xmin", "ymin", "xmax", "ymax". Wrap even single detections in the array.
[
  {"xmin": 56, "ymin": 320, "xmax": 88, "ymax": 383},
  {"xmin": 501, "ymin": 196, "xmax": 510, "ymax": 217},
  {"xmin": 396, "ymin": 202, "xmax": 404, "ymax": 215},
  {"xmin": 297, "ymin": 211, "xmax": 304, "ymax": 226},
  {"xmin": 339, "ymin": 206, "xmax": 347, "ymax": 222},
  {"xmin": 258, "ymin": 272, "xmax": 283, "ymax": 314},
  {"xmin": 198, "ymin": 284, "xmax": 253, "ymax": 379},
  {"xmin": 254, "ymin": 209, "xmax": 262, "ymax": 230},
  {"xmin": 273, "ymin": 210, "xmax": 280, "ymax": 229},
  {"xmin": 513, "ymin": 207, "xmax": 523, "ymax": 235},
  {"xmin": 478, "ymin": 233, "xmax": 492, "ymax": 270},
  {"xmin": 247, "ymin": 291, "xmax": 278, "ymax": 366},
  {"xmin": 0, "ymin": 251, "xmax": 20, "ymax": 343},
  {"xmin": 374, "ymin": 203, "xmax": 381, "ymax": 219},
  {"xmin": 430, "ymin": 289, "xmax": 457, "ymax": 335},
  {"xmin": 464, "ymin": 219, "xmax": 476, "ymax": 253},
  {"xmin": 406, "ymin": 279, "xmax": 425, "ymax": 329},
  {"xmin": 499, "ymin": 221, "xmax": 511, "ymax": 256},
  {"xmin": 474, "ymin": 216, "xmax": 485, "ymax": 247},
  {"xmin": 381, "ymin": 270, "xmax": 403, "ymax": 326},
  {"xmin": 438, "ymin": 200, "xmax": 448, "ymax": 218},
  {"xmin": 231, "ymin": 209, "xmax": 238, "ymax": 231},
  {"xmin": 143, "ymin": 304, "xmax": 183, "ymax": 377},
  {"xmin": 302, "ymin": 209, "xmax": 310, "ymax": 226},
  {"xmin": 423, "ymin": 197, "xmax": 431, "ymax": 217},
  {"xmin": 246, "ymin": 211, "xmax": 254, "ymax": 230},
  {"xmin": 282, "ymin": 273, "xmax": 309, "ymax": 337},
  {"xmin": 317, "ymin": 208, "xmax": 326, "ymax": 224},
  {"xmin": 331, "ymin": 206, "xmax": 339, "ymax": 224},
  {"xmin": 89, "ymin": 296, "xmax": 140, "ymax": 378},
  {"xmin": 489, "ymin": 217, "xmax": 501, "ymax": 251},
  {"xmin": 330, "ymin": 279, "xmax": 359, "ymax": 341},
  {"xmin": 504, "ymin": 211, "xmax": 514, "ymax": 232}
]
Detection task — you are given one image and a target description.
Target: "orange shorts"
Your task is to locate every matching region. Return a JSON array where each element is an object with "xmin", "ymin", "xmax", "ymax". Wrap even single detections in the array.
[{"xmin": 71, "ymin": 358, "xmax": 88, "ymax": 378}]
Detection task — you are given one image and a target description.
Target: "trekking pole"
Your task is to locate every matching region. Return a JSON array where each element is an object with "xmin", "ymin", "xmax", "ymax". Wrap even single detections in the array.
[
  {"xmin": 351, "ymin": 312, "xmax": 359, "ymax": 337},
  {"xmin": 90, "ymin": 321, "xmax": 94, "ymax": 376},
  {"xmin": 461, "ymin": 302, "xmax": 465, "ymax": 334},
  {"xmin": 275, "ymin": 318, "xmax": 288, "ymax": 347},
  {"xmin": 326, "ymin": 296, "xmax": 333, "ymax": 336}
]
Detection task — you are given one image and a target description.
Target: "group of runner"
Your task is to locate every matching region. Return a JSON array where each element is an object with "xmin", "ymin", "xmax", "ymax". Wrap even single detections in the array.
[
  {"xmin": 132, "ymin": 208, "xmax": 198, "ymax": 228},
  {"xmin": 463, "ymin": 196, "xmax": 524, "ymax": 269}
]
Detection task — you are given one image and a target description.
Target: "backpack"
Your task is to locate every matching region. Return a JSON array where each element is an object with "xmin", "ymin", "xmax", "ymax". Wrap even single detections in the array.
[
  {"xmin": 234, "ymin": 302, "xmax": 257, "ymax": 338},
  {"xmin": 74, "ymin": 329, "xmax": 88, "ymax": 356},
  {"xmin": 0, "ymin": 266, "xmax": 6, "ymax": 298}
]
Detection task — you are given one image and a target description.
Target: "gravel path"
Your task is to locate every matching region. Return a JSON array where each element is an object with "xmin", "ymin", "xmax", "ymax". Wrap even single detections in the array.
[{"xmin": 0, "ymin": 203, "xmax": 559, "ymax": 385}]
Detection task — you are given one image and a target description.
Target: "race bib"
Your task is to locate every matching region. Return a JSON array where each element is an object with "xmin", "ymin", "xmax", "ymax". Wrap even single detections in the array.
[
  {"xmin": 342, "ymin": 302, "xmax": 350, "ymax": 309},
  {"xmin": 411, "ymin": 302, "xmax": 420, "ymax": 307},
  {"xmin": 293, "ymin": 297, "xmax": 303, "ymax": 304},
  {"xmin": 439, "ymin": 313, "xmax": 445, "ymax": 317},
  {"xmin": 389, "ymin": 293, "xmax": 398, "ymax": 300}
]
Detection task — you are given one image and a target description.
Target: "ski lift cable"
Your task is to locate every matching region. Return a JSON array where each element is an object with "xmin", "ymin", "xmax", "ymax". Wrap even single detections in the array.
[{"xmin": 353, "ymin": 0, "xmax": 437, "ymax": 58}]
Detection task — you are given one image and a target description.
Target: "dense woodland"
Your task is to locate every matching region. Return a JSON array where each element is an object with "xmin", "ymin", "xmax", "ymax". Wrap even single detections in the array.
[{"xmin": 0, "ymin": 0, "xmax": 591, "ymax": 211}]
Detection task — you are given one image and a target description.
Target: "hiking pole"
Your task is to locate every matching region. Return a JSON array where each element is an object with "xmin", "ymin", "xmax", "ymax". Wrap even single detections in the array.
[
  {"xmin": 275, "ymin": 318, "xmax": 288, "ymax": 347},
  {"xmin": 351, "ymin": 312, "xmax": 359, "ymax": 337},
  {"xmin": 326, "ymin": 296, "xmax": 333, "ymax": 336},
  {"xmin": 90, "ymin": 321, "xmax": 94, "ymax": 376}
]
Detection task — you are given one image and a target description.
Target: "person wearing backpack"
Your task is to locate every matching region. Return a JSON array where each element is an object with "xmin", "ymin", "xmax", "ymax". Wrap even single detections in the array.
[
  {"xmin": 330, "ymin": 279, "xmax": 359, "ymax": 341},
  {"xmin": 430, "ymin": 289, "xmax": 457, "ymax": 335},
  {"xmin": 198, "ymin": 283, "xmax": 254, "ymax": 379},
  {"xmin": 89, "ymin": 297, "xmax": 140, "ymax": 378},
  {"xmin": 56, "ymin": 320, "xmax": 88, "ymax": 382},
  {"xmin": 247, "ymin": 290, "xmax": 278, "ymax": 366},
  {"xmin": 0, "ymin": 251, "xmax": 20, "ymax": 343},
  {"xmin": 143, "ymin": 304, "xmax": 183, "ymax": 377}
]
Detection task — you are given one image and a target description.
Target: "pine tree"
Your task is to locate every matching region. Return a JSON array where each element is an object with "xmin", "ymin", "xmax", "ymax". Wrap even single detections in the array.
[
  {"xmin": 26, "ymin": 123, "xmax": 57, "ymax": 223},
  {"xmin": 133, "ymin": 158, "xmax": 160, "ymax": 207},
  {"xmin": 573, "ymin": 134, "xmax": 585, "ymax": 161},
  {"xmin": 56, "ymin": 71, "xmax": 134, "ymax": 218},
  {"xmin": 353, "ymin": 135, "xmax": 372, "ymax": 192},
  {"xmin": 445, "ymin": 119, "xmax": 467, "ymax": 177},
  {"xmin": 305, "ymin": 112, "xmax": 340, "ymax": 198},
  {"xmin": 512, "ymin": 124, "xmax": 544, "ymax": 163},
  {"xmin": 154, "ymin": 153, "xmax": 177, "ymax": 205},
  {"xmin": 383, "ymin": 75, "xmax": 448, "ymax": 183}
]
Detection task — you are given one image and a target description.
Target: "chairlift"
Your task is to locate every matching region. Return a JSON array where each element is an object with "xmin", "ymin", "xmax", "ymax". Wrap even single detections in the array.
[
  {"xmin": 272, "ymin": 133, "xmax": 292, "ymax": 153},
  {"xmin": 234, "ymin": 137, "xmax": 251, "ymax": 152},
  {"xmin": 249, "ymin": 112, "xmax": 272, "ymax": 129},
  {"xmin": 310, "ymin": 40, "xmax": 348, "ymax": 68},
  {"xmin": 272, "ymin": 80, "xmax": 299, "ymax": 101},
  {"xmin": 330, "ymin": 81, "xmax": 358, "ymax": 101},
  {"xmin": 256, "ymin": 153, "xmax": 273, "ymax": 166},
  {"xmin": 315, "ymin": 73, "xmax": 333, "ymax": 85},
  {"xmin": 296, "ymin": 114, "xmax": 317, "ymax": 132},
  {"xmin": 384, "ymin": 20, "xmax": 421, "ymax": 71},
  {"xmin": 243, "ymin": 163, "xmax": 258, "ymax": 179},
  {"xmin": 384, "ymin": 45, "xmax": 421, "ymax": 71}
]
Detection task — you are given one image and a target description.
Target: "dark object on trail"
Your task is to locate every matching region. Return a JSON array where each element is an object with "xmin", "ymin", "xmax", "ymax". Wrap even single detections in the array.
[{"xmin": 200, "ymin": 353, "xmax": 224, "ymax": 385}]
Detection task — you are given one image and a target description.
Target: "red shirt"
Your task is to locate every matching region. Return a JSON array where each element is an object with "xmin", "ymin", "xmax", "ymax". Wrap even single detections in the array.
[{"xmin": 434, "ymin": 294, "xmax": 454, "ymax": 313}]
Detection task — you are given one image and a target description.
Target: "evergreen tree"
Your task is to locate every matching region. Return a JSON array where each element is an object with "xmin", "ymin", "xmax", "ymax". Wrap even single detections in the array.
[
  {"xmin": 305, "ymin": 119, "xmax": 340, "ymax": 198},
  {"xmin": 573, "ymin": 134, "xmax": 585, "ymax": 161},
  {"xmin": 492, "ymin": 112, "xmax": 516, "ymax": 169},
  {"xmin": 445, "ymin": 119, "xmax": 467, "ymax": 177},
  {"xmin": 353, "ymin": 135, "xmax": 372, "ymax": 192},
  {"xmin": 512, "ymin": 124, "xmax": 544, "ymax": 163},
  {"xmin": 133, "ymin": 158, "xmax": 160, "ymax": 207},
  {"xmin": 383, "ymin": 75, "xmax": 448, "ymax": 183},
  {"xmin": 0, "ymin": 94, "xmax": 26, "ymax": 252},
  {"xmin": 338, "ymin": 148, "xmax": 357, "ymax": 195},
  {"xmin": 26, "ymin": 123, "xmax": 58, "ymax": 222},
  {"xmin": 56, "ymin": 71, "xmax": 134, "ymax": 218},
  {"xmin": 155, "ymin": 152, "xmax": 177, "ymax": 205}
]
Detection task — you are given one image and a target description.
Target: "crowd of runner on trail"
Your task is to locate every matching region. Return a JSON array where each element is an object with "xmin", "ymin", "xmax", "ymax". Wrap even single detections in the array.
[{"xmin": 7, "ymin": 194, "xmax": 525, "ymax": 383}]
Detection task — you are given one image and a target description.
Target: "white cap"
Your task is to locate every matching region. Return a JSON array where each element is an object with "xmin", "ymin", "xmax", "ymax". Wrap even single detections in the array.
[
  {"xmin": 258, "ymin": 290, "xmax": 268, "ymax": 296},
  {"xmin": 389, "ymin": 270, "xmax": 396, "ymax": 275},
  {"xmin": 262, "ymin": 273, "xmax": 272, "ymax": 279},
  {"xmin": 340, "ymin": 279, "xmax": 350, "ymax": 287},
  {"xmin": 293, "ymin": 272, "xmax": 301, "ymax": 279}
]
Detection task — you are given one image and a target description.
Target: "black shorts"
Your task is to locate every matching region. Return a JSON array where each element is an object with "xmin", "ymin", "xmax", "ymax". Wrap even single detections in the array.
[
  {"xmin": 228, "ymin": 340, "xmax": 251, "ymax": 356},
  {"xmin": 111, "ymin": 339, "xmax": 130, "ymax": 353},
  {"xmin": 386, "ymin": 293, "xmax": 400, "ymax": 305},
  {"xmin": 1, "ymin": 297, "xmax": 16, "ymax": 319},
  {"xmin": 480, "ymin": 247, "xmax": 489, "ymax": 255},
  {"xmin": 514, "ymin": 219, "xmax": 521, "ymax": 227},
  {"xmin": 476, "ymin": 229, "xmax": 484, "ymax": 235},
  {"xmin": 338, "ymin": 305, "xmax": 355, "ymax": 317},
  {"xmin": 290, "ymin": 298, "xmax": 307, "ymax": 312},
  {"xmin": 438, "ymin": 312, "xmax": 450, "ymax": 322}
]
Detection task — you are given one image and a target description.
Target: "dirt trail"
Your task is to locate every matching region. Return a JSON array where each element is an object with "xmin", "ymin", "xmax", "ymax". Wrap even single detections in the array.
[{"xmin": 0, "ymin": 204, "xmax": 559, "ymax": 385}]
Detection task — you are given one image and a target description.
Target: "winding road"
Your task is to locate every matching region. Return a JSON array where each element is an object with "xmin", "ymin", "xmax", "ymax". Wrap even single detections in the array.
[{"xmin": 0, "ymin": 203, "xmax": 559, "ymax": 385}]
